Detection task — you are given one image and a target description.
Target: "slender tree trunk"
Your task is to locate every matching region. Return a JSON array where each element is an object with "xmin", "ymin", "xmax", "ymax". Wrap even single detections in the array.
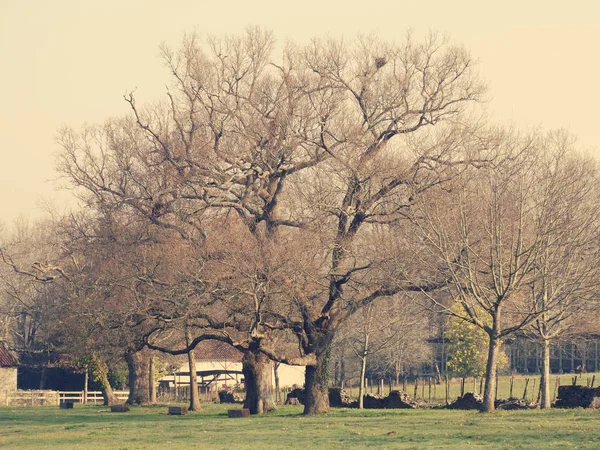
[
  {"xmin": 304, "ymin": 335, "xmax": 333, "ymax": 415},
  {"xmin": 274, "ymin": 362, "xmax": 281, "ymax": 403},
  {"xmin": 358, "ymin": 330, "xmax": 370, "ymax": 409},
  {"xmin": 358, "ymin": 352, "xmax": 367, "ymax": 409},
  {"xmin": 540, "ymin": 338, "xmax": 552, "ymax": 409},
  {"xmin": 340, "ymin": 345, "xmax": 346, "ymax": 386},
  {"xmin": 242, "ymin": 349, "xmax": 275, "ymax": 414},
  {"xmin": 125, "ymin": 349, "xmax": 151, "ymax": 405},
  {"xmin": 83, "ymin": 366, "xmax": 89, "ymax": 405},
  {"xmin": 186, "ymin": 329, "xmax": 201, "ymax": 411},
  {"xmin": 482, "ymin": 333, "xmax": 500, "ymax": 412},
  {"xmin": 149, "ymin": 355, "xmax": 157, "ymax": 403}
]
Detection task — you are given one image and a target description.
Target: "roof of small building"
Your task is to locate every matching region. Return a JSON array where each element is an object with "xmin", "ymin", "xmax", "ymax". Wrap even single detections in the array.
[
  {"xmin": 0, "ymin": 342, "xmax": 18, "ymax": 367},
  {"xmin": 193, "ymin": 340, "xmax": 243, "ymax": 362}
]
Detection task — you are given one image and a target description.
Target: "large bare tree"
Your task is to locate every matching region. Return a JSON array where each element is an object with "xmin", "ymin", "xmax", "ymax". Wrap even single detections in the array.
[{"xmin": 56, "ymin": 29, "xmax": 486, "ymax": 414}]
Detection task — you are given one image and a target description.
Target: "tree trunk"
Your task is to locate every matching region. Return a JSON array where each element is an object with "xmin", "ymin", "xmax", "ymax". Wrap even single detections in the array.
[
  {"xmin": 39, "ymin": 367, "xmax": 48, "ymax": 390},
  {"xmin": 83, "ymin": 366, "xmax": 89, "ymax": 405},
  {"xmin": 482, "ymin": 334, "xmax": 500, "ymax": 412},
  {"xmin": 304, "ymin": 338, "xmax": 332, "ymax": 415},
  {"xmin": 274, "ymin": 362, "xmax": 281, "ymax": 403},
  {"xmin": 125, "ymin": 349, "xmax": 151, "ymax": 405},
  {"xmin": 98, "ymin": 372, "xmax": 118, "ymax": 406},
  {"xmin": 149, "ymin": 355, "xmax": 157, "ymax": 403},
  {"xmin": 358, "ymin": 330, "xmax": 369, "ymax": 409},
  {"xmin": 90, "ymin": 354, "xmax": 118, "ymax": 405},
  {"xmin": 540, "ymin": 338, "xmax": 552, "ymax": 409},
  {"xmin": 186, "ymin": 329, "xmax": 201, "ymax": 411},
  {"xmin": 358, "ymin": 352, "xmax": 367, "ymax": 409},
  {"xmin": 340, "ymin": 344, "xmax": 346, "ymax": 387},
  {"xmin": 242, "ymin": 350, "xmax": 275, "ymax": 414}
]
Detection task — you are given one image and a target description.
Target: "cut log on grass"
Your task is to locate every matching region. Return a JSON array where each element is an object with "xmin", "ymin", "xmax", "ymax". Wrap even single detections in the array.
[
  {"xmin": 228, "ymin": 409, "xmax": 250, "ymax": 418},
  {"xmin": 168, "ymin": 406, "xmax": 188, "ymax": 415}
]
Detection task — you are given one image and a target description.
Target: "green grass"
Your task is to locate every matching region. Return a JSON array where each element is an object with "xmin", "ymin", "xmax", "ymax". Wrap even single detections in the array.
[{"xmin": 2, "ymin": 403, "xmax": 600, "ymax": 449}]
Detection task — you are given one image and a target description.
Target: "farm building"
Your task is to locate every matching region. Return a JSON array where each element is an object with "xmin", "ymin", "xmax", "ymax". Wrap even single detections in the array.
[
  {"xmin": 0, "ymin": 341, "xmax": 18, "ymax": 393},
  {"xmin": 159, "ymin": 340, "xmax": 305, "ymax": 393}
]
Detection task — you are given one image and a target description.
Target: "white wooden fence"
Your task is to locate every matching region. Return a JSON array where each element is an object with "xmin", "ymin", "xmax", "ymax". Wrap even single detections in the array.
[
  {"xmin": 58, "ymin": 390, "xmax": 129, "ymax": 404},
  {"xmin": 4, "ymin": 390, "xmax": 59, "ymax": 406}
]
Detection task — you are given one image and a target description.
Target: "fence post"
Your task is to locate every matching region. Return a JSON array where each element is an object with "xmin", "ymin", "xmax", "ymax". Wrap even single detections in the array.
[
  {"xmin": 522, "ymin": 378, "xmax": 530, "ymax": 400},
  {"xmin": 509, "ymin": 375, "xmax": 514, "ymax": 399},
  {"xmin": 413, "ymin": 377, "xmax": 418, "ymax": 400},
  {"xmin": 428, "ymin": 377, "xmax": 432, "ymax": 403}
]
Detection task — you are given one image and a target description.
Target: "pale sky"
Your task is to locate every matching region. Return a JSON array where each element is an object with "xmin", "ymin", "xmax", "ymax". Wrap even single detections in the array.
[{"xmin": 1, "ymin": 0, "xmax": 599, "ymax": 226}]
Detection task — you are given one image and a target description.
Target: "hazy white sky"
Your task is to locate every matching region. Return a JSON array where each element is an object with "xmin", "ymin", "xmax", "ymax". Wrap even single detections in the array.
[{"xmin": 1, "ymin": 0, "xmax": 599, "ymax": 226}]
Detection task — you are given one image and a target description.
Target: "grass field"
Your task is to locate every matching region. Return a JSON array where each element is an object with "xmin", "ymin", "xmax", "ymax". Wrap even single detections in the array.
[{"xmin": 2, "ymin": 403, "xmax": 600, "ymax": 449}]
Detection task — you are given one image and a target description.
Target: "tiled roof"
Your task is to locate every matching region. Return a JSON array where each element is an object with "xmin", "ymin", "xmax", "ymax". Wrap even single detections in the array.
[
  {"xmin": 0, "ymin": 342, "xmax": 18, "ymax": 367},
  {"xmin": 193, "ymin": 340, "xmax": 243, "ymax": 362}
]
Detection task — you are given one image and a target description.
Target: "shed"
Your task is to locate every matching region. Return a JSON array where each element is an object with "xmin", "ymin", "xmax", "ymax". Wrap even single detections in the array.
[{"xmin": 0, "ymin": 342, "xmax": 18, "ymax": 393}]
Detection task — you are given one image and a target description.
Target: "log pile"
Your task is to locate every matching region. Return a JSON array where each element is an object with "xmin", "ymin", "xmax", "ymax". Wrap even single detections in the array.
[
  {"xmin": 446, "ymin": 392, "xmax": 483, "ymax": 410},
  {"xmin": 554, "ymin": 386, "xmax": 600, "ymax": 408}
]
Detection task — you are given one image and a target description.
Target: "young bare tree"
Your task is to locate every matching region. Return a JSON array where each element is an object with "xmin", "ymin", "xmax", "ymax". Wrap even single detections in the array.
[
  {"xmin": 342, "ymin": 294, "xmax": 426, "ymax": 408},
  {"xmin": 412, "ymin": 131, "xmax": 577, "ymax": 412},
  {"xmin": 526, "ymin": 133, "xmax": 600, "ymax": 408}
]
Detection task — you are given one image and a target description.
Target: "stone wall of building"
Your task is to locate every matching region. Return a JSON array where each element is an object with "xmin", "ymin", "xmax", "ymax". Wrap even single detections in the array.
[{"xmin": 0, "ymin": 367, "xmax": 17, "ymax": 392}]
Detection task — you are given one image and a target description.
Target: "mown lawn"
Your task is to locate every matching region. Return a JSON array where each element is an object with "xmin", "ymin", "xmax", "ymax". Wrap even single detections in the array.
[{"xmin": 1, "ymin": 403, "xmax": 600, "ymax": 449}]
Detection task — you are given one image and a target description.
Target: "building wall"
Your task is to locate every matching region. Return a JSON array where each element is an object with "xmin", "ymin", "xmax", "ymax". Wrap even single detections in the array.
[
  {"xmin": 0, "ymin": 367, "xmax": 17, "ymax": 393},
  {"xmin": 275, "ymin": 363, "xmax": 305, "ymax": 388}
]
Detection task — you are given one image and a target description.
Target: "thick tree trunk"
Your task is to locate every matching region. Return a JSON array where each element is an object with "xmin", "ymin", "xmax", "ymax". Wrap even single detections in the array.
[
  {"xmin": 540, "ymin": 338, "xmax": 552, "ymax": 409},
  {"xmin": 304, "ymin": 338, "xmax": 332, "ymax": 415},
  {"xmin": 242, "ymin": 350, "xmax": 275, "ymax": 414},
  {"xmin": 186, "ymin": 330, "xmax": 201, "ymax": 411},
  {"xmin": 125, "ymin": 349, "xmax": 151, "ymax": 405},
  {"xmin": 149, "ymin": 356, "xmax": 157, "ymax": 403},
  {"xmin": 482, "ymin": 334, "xmax": 500, "ymax": 412}
]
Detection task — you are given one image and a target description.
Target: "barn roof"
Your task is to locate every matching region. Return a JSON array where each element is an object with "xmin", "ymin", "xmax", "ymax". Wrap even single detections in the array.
[
  {"xmin": 193, "ymin": 340, "xmax": 242, "ymax": 362},
  {"xmin": 0, "ymin": 342, "xmax": 18, "ymax": 367}
]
